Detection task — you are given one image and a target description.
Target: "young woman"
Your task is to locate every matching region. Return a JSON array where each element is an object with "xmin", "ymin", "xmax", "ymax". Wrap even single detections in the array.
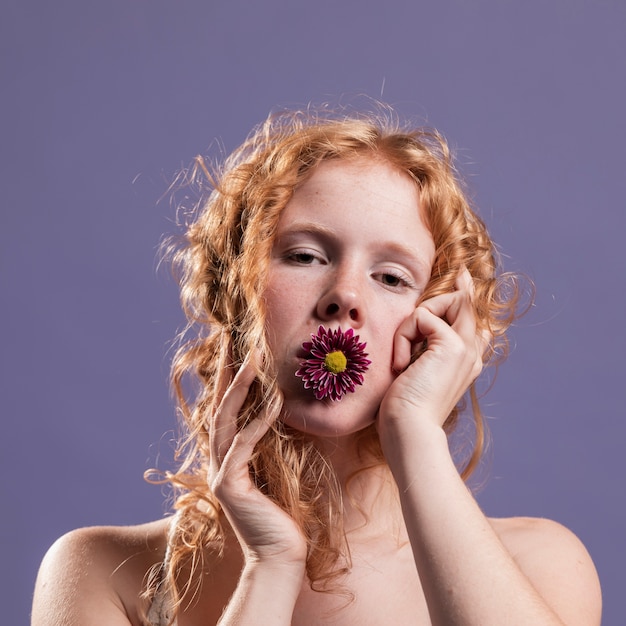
[{"xmin": 32, "ymin": 108, "xmax": 601, "ymax": 625}]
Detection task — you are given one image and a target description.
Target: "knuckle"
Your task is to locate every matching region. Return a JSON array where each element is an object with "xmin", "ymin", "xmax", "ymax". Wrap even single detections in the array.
[
  {"xmin": 209, "ymin": 471, "xmax": 225, "ymax": 499},
  {"xmin": 211, "ymin": 464, "xmax": 238, "ymax": 501},
  {"xmin": 448, "ymin": 334, "xmax": 466, "ymax": 357},
  {"xmin": 471, "ymin": 356, "xmax": 483, "ymax": 379}
]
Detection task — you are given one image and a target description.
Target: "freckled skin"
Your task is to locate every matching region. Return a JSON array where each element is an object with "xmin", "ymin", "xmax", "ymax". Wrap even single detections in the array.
[
  {"xmin": 32, "ymin": 145, "xmax": 602, "ymax": 626},
  {"xmin": 265, "ymin": 157, "xmax": 435, "ymax": 436}
]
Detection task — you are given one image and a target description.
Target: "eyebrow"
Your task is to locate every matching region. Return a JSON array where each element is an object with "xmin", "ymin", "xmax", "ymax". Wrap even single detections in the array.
[
  {"xmin": 275, "ymin": 222, "xmax": 432, "ymax": 275},
  {"xmin": 376, "ymin": 240, "xmax": 432, "ymax": 274},
  {"xmin": 275, "ymin": 222, "xmax": 336, "ymax": 241}
]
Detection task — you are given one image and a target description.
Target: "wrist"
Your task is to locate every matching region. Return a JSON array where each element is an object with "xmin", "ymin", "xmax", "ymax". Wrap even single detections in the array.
[
  {"xmin": 242, "ymin": 558, "xmax": 306, "ymax": 595},
  {"xmin": 380, "ymin": 418, "xmax": 452, "ymax": 477},
  {"xmin": 218, "ymin": 558, "xmax": 305, "ymax": 625}
]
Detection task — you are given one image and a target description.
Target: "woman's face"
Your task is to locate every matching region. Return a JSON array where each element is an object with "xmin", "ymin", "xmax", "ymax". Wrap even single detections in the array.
[{"xmin": 264, "ymin": 156, "xmax": 436, "ymax": 437}]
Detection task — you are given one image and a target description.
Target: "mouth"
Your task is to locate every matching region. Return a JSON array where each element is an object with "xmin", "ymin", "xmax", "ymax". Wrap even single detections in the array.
[
  {"xmin": 295, "ymin": 347, "xmax": 310, "ymax": 360},
  {"xmin": 294, "ymin": 325, "xmax": 371, "ymax": 402}
]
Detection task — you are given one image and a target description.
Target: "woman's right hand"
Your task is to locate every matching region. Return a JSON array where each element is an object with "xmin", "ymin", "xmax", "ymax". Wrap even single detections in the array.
[{"xmin": 208, "ymin": 351, "xmax": 308, "ymax": 571}]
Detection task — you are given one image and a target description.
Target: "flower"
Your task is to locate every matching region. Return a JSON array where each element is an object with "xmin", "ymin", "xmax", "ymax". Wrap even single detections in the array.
[{"xmin": 295, "ymin": 326, "xmax": 371, "ymax": 402}]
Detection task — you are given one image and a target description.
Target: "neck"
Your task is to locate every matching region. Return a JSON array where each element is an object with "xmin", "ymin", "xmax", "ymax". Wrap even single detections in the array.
[{"xmin": 312, "ymin": 431, "xmax": 404, "ymax": 538}]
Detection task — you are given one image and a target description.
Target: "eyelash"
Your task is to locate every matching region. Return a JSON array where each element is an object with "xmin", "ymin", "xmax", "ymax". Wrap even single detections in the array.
[
  {"xmin": 284, "ymin": 250, "xmax": 323, "ymax": 265},
  {"xmin": 284, "ymin": 250, "xmax": 416, "ymax": 291},
  {"xmin": 375, "ymin": 270, "xmax": 416, "ymax": 290}
]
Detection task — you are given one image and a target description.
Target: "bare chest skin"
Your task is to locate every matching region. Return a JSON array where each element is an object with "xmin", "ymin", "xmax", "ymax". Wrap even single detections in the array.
[
  {"xmin": 173, "ymin": 529, "xmax": 430, "ymax": 626},
  {"xmin": 292, "ymin": 540, "xmax": 430, "ymax": 625},
  {"xmin": 100, "ymin": 514, "xmax": 597, "ymax": 626}
]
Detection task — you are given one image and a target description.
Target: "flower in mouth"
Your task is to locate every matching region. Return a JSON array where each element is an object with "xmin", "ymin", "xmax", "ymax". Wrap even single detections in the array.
[{"xmin": 295, "ymin": 325, "xmax": 371, "ymax": 402}]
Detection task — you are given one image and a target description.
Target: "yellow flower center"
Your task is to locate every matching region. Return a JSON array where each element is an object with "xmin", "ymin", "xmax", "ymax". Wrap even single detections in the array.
[{"xmin": 324, "ymin": 350, "xmax": 347, "ymax": 374}]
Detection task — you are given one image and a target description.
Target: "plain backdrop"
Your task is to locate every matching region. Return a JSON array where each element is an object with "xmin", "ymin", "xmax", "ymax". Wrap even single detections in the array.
[{"xmin": 2, "ymin": 1, "xmax": 624, "ymax": 623}]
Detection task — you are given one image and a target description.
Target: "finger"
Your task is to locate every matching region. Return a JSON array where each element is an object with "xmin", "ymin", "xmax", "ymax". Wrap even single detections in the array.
[
  {"xmin": 455, "ymin": 266, "xmax": 475, "ymax": 297},
  {"xmin": 394, "ymin": 297, "xmax": 477, "ymax": 372},
  {"xmin": 393, "ymin": 310, "xmax": 426, "ymax": 372},
  {"xmin": 451, "ymin": 269, "xmax": 477, "ymax": 340},
  {"xmin": 415, "ymin": 306, "xmax": 485, "ymax": 385},
  {"xmin": 208, "ymin": 340, "xmax": 234, "ymax": 474},
  {"xmin": 413, "ymin": 305, "xmax": 458, "ymax": 344},
  {"xmin": 393, "ymin": 290, "xmax": 469, "ymax": 371},
  {"xmin": 456, "ymin": 269, "xmax": 493, "ymax": 362},
  {"xmin": 421, "ymin": 274, "xmax": 476, "ymax": 341},
  {"xmin": 393, "ymin": 269, "xmax": 483, "ymax": 371},
  {"xmin": 218, "ymin": 412, "xmax": 273, "ymax": 477},
  {"xmin": 418, "ymin": 291, "xmax": 471, "ymax": 336},
  {"xmin": 210, "ymin": 352, "xmax": 258, "ymax": 467},
  {"xmin": 455, "ymin": 269, "xmax": 490, "ymax": 376},
  {"xmin": 212, "ymin": 338, "xmax": 234, "ymax": 414},
  {"xmin": 210, "ymin": 412, "xmax": 274, "ymax": 507}
]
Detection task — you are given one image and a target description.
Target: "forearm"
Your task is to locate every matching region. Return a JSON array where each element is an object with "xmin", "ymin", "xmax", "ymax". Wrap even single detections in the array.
[
  {"xmin": 218, "ymin": 561, "xmax": 305, "ymax": 626},
  {"xmin": 388, "ymin": 424, "xmax": 563, "ymax": 625}
]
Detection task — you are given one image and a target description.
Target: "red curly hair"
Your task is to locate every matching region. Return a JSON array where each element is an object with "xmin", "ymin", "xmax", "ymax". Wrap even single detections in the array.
[{"xmin": 145, "ymin": 105, "xmax": 524, "ymax": 619}]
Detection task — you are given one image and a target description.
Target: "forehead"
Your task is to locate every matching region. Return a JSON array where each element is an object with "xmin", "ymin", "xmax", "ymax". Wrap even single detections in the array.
[
  {"xmin": 299, "ymin": 154, "xmax": 416, "ymax": 191},
  {"xmin": 276, "ymin": 156, "xmax": 435, "ymax": 270},
  {"xmin": 282, "ymin": 156, "xmax": 426, "ymax": 228}
]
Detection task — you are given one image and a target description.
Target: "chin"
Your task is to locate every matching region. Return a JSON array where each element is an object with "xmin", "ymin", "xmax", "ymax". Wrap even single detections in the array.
[{"xmin": 280, "ymin": 392, "xmax": 378, "ymax": 438}]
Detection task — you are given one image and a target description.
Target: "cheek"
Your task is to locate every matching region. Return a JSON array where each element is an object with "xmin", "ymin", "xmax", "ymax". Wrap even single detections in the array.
[
  {"xmin": 370, "ymin": 317, "xmax": 401, "ymax": 359},
  {"xmin": 265, "ymin": 276, "xmax": 316, "ymax": 335},
  {"xmin": 366, "ymin": 311, "xmax": 412, "ymax": 379},
  {"xmin": 264, "ymin": 281, "xmax": 291, "ymax": 329},
  {"xmin": 263, "ymin": 284, "xmax": 308, "ymax": 360}
]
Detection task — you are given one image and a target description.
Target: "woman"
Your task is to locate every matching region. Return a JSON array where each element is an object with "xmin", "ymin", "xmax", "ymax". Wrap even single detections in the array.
[{"xmin": 32, "ymin": 107, "xmax": 602, "ymax": 625}]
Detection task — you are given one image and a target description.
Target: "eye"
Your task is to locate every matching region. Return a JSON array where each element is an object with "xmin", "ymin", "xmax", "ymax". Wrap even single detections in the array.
[
  {"xmin": 284, "ymin": 249, "xmax": 324, "ymax": 265},
  {"xmin": 373, "ymin": 268, "xmax": 416, "ymax": 290},
  {"xmin": 291, "ymin": 252, "xmax": 316, "ymax": 264},
  {"xmin": 380, "ymin": 273, "xmax": 403, "ymax": 287}
]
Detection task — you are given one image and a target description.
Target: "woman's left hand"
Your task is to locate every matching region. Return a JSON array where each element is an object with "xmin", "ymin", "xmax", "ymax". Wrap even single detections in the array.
[
  {"xmin": 376, "ymin": 269, "xmax": 599, "ymax": 626},
  {"xmin": 378, "ymin": 268, "xmax": 489, "ymax": 445}
]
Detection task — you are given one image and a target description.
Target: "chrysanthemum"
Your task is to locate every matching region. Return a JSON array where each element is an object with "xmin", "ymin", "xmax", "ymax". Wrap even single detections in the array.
[{"xmin": 295, "ymin": 326, "xmax": 371, "ymax": 402}]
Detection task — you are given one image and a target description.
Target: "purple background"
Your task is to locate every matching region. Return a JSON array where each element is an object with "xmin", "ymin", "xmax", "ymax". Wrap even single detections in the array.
[{"xmin": 3, "ymin": 1, "xmax": 624, "ymax": 623}]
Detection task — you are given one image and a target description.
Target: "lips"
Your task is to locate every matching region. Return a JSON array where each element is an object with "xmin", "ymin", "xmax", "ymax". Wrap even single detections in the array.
[
  {"xmin": 295, "ymin": 325, "xmax": 371, "ymax": 402},
  {"xmin": 296, "ymin": 347, "xmax": 310, "ymax": 360}
]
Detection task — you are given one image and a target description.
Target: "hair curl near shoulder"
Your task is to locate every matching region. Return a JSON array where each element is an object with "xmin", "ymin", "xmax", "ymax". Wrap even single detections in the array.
[{"xmin": 144, "ymin": 104, "xmax": 527, "ymax": 618}]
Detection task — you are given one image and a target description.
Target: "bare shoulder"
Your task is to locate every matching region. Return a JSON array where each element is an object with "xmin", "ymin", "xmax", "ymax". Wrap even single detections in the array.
[
  {"xmin": 489, "ymin": 516, "xmax": 602, "ymax": 624},
  {"xmin": 32, "ymin": 518, "xmax": 171, "ymax": 626}
]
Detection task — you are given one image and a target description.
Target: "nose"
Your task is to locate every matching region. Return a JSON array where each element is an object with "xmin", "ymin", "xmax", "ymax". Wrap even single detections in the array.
[{"xmin": 316, "ymin": 266, "xmax": 365, "ymax": 328}]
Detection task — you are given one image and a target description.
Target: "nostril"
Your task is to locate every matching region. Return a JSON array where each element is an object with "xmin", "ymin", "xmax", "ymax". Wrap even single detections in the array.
[
  {"xmin": 326, "ymin": 303, "xmax": 339, "ymax": 315},
  {"xmin": 349, "ymin": 308, "xmax": 358, "ymax": 320}
]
